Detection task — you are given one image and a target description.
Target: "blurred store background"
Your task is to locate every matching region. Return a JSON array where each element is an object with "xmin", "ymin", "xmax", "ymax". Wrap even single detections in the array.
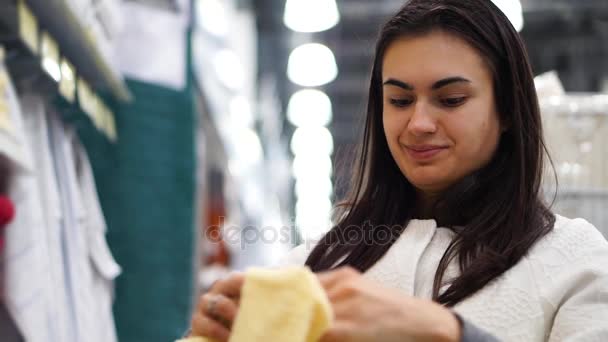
[{"xmin": 0, "ymin": 0, "xmax": 606, "ymax": 341}]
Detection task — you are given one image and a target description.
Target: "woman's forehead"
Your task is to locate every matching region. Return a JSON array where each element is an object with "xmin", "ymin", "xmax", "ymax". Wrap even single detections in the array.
[{"xmin": 381, "ymin": 32, "xmax": 490, "ymax": 86}]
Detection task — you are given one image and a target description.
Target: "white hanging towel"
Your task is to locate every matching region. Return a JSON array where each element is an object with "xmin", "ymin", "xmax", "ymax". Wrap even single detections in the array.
[
  {"xmin": 0, "ymin": 62, "xmax": 32, "ymax": 173},
  {"xmin": 73, "ymin": 124, "xmax": 122, "ymax": 342},
  {"xmin": 1, "ymin": 59, "xmax": 56, "ymax": 341},
  {"xmin": 20, "ymin": 94, "xmax": 73, "ymax": 342},
  {"xmin": 47, "ymin": 108, "xmax": 121, "ymax": 342}
]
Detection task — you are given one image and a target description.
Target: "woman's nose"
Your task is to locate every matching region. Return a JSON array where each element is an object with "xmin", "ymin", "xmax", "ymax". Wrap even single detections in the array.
[{"xmin": 406, "ymin": 101, "xmax": 437, "ymax": 136}]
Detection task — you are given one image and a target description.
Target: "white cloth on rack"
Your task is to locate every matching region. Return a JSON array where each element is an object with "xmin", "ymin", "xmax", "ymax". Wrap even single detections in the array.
[
  {"xmin": 3, "ymin": 90, "xmax": 121, "ymax": 342},
  {"xmin": 47, "ymin": 107, "xmax": 87, "ymax": 342},
  {"xmin": 1, "ymin": 64, "xmax": 55, "ymax": 342},
  {"xmin": 46, "ymin": 109, "xmax": 121, "ymax": 342},
  {"xmin": 74, "ymin": 125, "xmax": 122, "ymax": 342},
  {"xmin": 20, "ymin": 94, "xmax": 73, "ymax": 342},
  {"xmin": 0, "ymin": 64, "xmax": 32, "ymax": 173},
  {"xmin": 116, "ymin": 1, "xmax": 188, "ymax": 89},
  {"xmin": 1, "ymin": 53, "xmax": 120, "ymax": 342}
]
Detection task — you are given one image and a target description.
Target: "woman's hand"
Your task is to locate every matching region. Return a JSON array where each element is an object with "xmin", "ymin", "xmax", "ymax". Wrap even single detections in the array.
[
  {"xmin": 318, "ymin": 267, "xmax": 462, "ymax": 342},
  {"xmin": 189, "ymin": 272, "xmax": 245, "ymax": 341}
]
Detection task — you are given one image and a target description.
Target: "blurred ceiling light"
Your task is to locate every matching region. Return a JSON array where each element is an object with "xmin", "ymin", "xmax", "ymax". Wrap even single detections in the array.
[
  {"xmin": 242, "ymin": 179, "xmax": 264, "ymax": 216},
  {"xmin": 296, "ymin": 198, "xmax": 332, "ymax": 221},
  {"xmin": 296, "ymin": 207, "xmax": 333, "ymax": 235},
  {"xmin": 284, "ymin": 0, "xmax": 340, "ymax": 33},
  {"xmin": 292, "ymin": 154, "xmax": 333, "ymax": 180},
  {"xmin": 197, "ymin": 0, "xmax": 229, "ymax": 37},
  {"xmin": 491, "ymin": 0, "xmax": 524, "ymax": 32},
  {"xmin": 290, "ymin": 126, "xmax": 334, "ymax": 156},
  {"xmin": 287, "ymin": 43, "xmax": 338, "ymax": 87},
  {"xmin": 229, "ymin": 127, "xmax": 263, "ymax": 175},
  {"xmin": 230, "ymin": 96, "xmax": 254, "ymax": 127},
  {"xmin": 295, "ymin": 177, "xmax": 333, "ymax": 199},
  {"xmin": 288, "ymin": 89, "xmax": 333, "ymax": 127},
  {"xmin": 42, "ymin": 58, "xmax": 61, "ymax": 82},
  {"xmin": 238, "ymin": 128, "xmax": 263, "ymax": 162},
  {"xmin": 214, "ymin": 49, "xmax": 245, "ymax": 90}
]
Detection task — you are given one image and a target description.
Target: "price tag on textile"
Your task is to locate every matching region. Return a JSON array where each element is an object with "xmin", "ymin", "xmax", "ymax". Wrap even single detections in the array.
[
  {"xmin": 107, "ymin": 110, "xmax": 117, "ymax": 142},
  {"xmin": 0, "ymin": 101, "xmax": 12, "ymax": 134},
  {"xmin": 59, "ymin": 58, "xmax": 76, "ymax": 103},
  {"xmin": 0, "ymin": 70, "xmax": 14, "ymax": 134},
  {"xmin": 77, "ymin": 77, "xmax": 94, "ymax": 118},
  {"xmin": 91, "ymin": 94, "xmax": 103, "ymax": 130},
  {"xmin": 18, "ymin": 0, "xmax": 39, "ymax": 54},
  {"xmin": 97, "ymin": 101, "xmax": 109, "ymax": 136},
  {"xmin": 41, "ymin": 32, "xmax": 61, "ymax": 82}
]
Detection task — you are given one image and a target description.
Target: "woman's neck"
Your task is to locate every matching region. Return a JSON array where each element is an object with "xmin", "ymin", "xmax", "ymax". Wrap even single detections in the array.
[{"xmin": 414, "ymin": 190, "xmax": 441, "ymax": 219}]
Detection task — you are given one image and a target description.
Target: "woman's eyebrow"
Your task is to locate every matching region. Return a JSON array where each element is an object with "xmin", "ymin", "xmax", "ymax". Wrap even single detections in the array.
[
  {"xmin": 383, "ymin": 78, "xmax": 414, "ymax": 90},
  {"xmin": 431, "ymin": 76, "xmax": 471, "ymax": 90},
  {"xmin": 382, "ymin": 76, "xmax": 471, "ymax": 90}
]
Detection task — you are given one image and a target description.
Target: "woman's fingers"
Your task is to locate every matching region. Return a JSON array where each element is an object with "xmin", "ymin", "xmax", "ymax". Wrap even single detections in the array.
[
  {"xmin": 191, "ymin": 312, "xmax": 230, "ymax": 342},
  {"xmin": 209, "ymin": 272, "xmax": 246, "ymax": 299},
  {"xmin": 318, "ymin": 322, "xmax": 356, "ymax": 342},
  {"xmin": 188, "ymin": 272, "xmax": 244, "ymax": 339},
  {"xmin": 317, "ymin": 266, "xmax": 361, "ymax": 291},
  {"xmin": 199, "ymin": 293, "xmax": 239, "ymax": 328}
]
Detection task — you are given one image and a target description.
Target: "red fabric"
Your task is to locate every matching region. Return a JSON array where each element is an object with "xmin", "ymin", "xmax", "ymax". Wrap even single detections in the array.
[
  {"xmin": 0, "ymin": 196, "xmax": 15, "ymax": 228},
  {"xmin": 0, "ymin": 196, "xmax": 15, "ymax": 251}
]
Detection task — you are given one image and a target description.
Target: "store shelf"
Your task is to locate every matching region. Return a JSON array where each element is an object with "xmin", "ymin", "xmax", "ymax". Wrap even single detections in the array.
[
  {"xmin": 556, "ymin": 187, "xmax": 608, "ymax": 197},
  {"xmin": 0, "ymin": 0, "xmax": 132, "ymax": 102},
  {"xmin": 128, "ymin": 0, "xmax": 182, "ymax": 12},
  {"xmin": 523, "ymin": 0, "xmax": 608, "ymax": 13}
]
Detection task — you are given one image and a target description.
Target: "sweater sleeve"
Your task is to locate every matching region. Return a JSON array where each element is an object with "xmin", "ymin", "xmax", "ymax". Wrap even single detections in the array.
[
  {"xmin": 454, "ymin": 313, "xmax": 501, "ymax": 342},
  {"xmin": 275, "ymin": 233, "xmax": 326, "ymax": 267},
  {"xmin": 276, "ymin": 243, "xmax": 311, "ymax": 267},
  {"xmin": 545, "ymin": 225, "xmax": 608, "ymax": 341}
]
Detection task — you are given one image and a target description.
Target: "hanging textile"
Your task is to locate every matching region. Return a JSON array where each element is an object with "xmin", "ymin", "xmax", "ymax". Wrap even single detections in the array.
[
  {"xmin": 1, "ymin": 52, "xmax": 54, "ymax": 342},
  {"xmin": 0, "ymin": 73, "xmax": 121, "ymax": 341},
  {"xmin": 20, "ymin": 94, "xmax": 73, "ymax": 342},
  {"xmin": 46, "ymin": 106, "xmax": 121, "ymax": 342}
]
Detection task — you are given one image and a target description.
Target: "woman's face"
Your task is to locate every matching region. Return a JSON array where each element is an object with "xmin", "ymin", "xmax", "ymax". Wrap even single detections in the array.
[{"xmin": 382, "ymin": 30, "xmax": 502, "ymax": 195}]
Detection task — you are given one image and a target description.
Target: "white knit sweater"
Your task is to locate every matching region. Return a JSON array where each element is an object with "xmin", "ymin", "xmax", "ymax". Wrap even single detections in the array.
[{"xmin": 280, "ymin": 215, "xmax": 608, "ymax": 341}]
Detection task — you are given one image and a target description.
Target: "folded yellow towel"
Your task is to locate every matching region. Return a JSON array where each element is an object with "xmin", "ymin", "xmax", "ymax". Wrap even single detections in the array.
[{"xmin": 178, "ymin": 266, "xmax": 333, "ymax": 342}]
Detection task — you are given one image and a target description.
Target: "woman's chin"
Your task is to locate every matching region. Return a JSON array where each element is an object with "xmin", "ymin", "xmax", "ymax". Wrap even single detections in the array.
[{"xmin": 405, "ymin": 174, "xmax": 452, "ymax": 194}]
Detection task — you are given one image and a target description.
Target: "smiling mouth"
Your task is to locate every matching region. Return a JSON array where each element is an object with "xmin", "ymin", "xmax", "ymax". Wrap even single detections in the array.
[{"xmin": 402, "ymin": 145, "xmax": 448, "ymax": 161}]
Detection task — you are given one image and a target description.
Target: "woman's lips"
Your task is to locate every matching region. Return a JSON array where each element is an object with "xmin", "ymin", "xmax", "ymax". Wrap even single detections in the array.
[{"xmin": 403, "ymin": 145, "xmax": 448, "ymax": 161}]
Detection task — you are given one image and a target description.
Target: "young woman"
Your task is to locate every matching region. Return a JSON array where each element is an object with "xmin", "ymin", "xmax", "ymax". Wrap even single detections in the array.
[{"xmin": 189, "ymin": 0, "xmax": 608, "ymax": 340}]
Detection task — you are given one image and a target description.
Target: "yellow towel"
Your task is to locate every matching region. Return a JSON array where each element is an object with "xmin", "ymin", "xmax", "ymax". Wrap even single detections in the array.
[{"xmin": 178, "ymin": 266, "xmax": 333, "ymax": 342}]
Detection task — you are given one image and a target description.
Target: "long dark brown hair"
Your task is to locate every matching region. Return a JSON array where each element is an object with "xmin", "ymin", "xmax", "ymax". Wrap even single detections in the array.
[{"xmin": 305, "ymin": 0, "xmax": 556, "ymax": 307}]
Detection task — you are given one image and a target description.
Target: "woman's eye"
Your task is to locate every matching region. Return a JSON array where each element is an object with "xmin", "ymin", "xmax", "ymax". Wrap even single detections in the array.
[
  {"xmin": 389, "ymin": 98, "xmax": 413, "ymax": 108},
  {"xmin": 440, "ymin": 97, "xmax": 467, "ymax": 107}
]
